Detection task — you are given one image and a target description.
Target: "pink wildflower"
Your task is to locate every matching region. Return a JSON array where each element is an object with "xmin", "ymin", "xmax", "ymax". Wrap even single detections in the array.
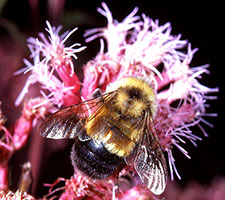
[
  {"xmin": 15, "ymin": 21, "xmax": 86, "ymax": 107},
  {"xmin": 0, "ymin": 190, "xmax": 35, "ymax": 200},
  {"xmin": 45, "ymin": 174, "xmax": 119, "ymax": 200},
  {"xmin": 82, "ymin": 2, "xmax": 218, "ymax": 181}
]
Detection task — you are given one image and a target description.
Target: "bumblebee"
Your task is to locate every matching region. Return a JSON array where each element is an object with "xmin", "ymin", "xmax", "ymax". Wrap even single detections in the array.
[{"xmin": 40, "ymin": 77, "xmax": 167, "ymax": 195}]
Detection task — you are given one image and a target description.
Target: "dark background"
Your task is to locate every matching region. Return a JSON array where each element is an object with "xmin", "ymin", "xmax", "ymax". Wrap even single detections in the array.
[{"xmin": 0, "ymin": 0, "xmax": 224, "ymax": 198}]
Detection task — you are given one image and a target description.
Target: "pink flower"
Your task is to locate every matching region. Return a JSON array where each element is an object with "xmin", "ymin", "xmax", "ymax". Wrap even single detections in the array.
[
  {"xmin": 83, "ymin": 2, "xmax": 218, "ymax": 181},
  {"xmin": 81, "ymin": 52, "xmax": 120, "ymax": 99},
  {"xmin": 45, "ymin": 174, "xmax": 117, "ymax": 200},
  {"xmin": 0, "ymin": 190, "xmax": 35, "ymax": 200},
  {"xmin": 15, "ymin": 21, "xmax": 86, "ymax": 107}
]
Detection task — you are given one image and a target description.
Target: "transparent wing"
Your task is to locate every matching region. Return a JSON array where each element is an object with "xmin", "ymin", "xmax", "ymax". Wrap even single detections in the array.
[
  {"xmin": 39, "ymin": 92, "xmax": 115, "ymax": 140},
  {"xmin": 134, "ymin": 130, "xmax": 167, "ymax": 195},
  {"xmin": 125, "ymin": 110, "xmax": 167, "ymax": 195},
  {"xmin": 40, "ymin": 105, "xmax": 86, "ymax": 139}
]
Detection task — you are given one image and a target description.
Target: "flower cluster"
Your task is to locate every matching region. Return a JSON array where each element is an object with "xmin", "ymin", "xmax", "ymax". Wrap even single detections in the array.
[
  {"xmin": 44, "ymin": 172, "xmax": 155, "ymax": 200},
  {"xmin": 45, "ymin": 174, "xmax": 116, "ymax": 200},
  {"xmin": 82, "ymin": 2, "xmax": 218, "ymax": 180},
  {"xmin": 0, "ymin": 2, "xmax": 218, "ymax": 200}
]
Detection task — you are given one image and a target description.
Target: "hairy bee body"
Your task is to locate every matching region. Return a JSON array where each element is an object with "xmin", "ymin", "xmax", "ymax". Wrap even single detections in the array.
[
  {"xmin": 71, "ymin": 133, "xmax": 125, "ymax": 179},
  {"xmin": 40, "ymin": 77, "xmax": 167, "ymax": 195},
  {"xmin": 85, "ymin": 78, "xmax": 157, "ymax": 157}
]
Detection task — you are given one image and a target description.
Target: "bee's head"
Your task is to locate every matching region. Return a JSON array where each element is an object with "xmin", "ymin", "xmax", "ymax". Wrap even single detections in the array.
[{"xmin": 108, "ymin": 77, "xmax": 158, "ymax": 119}]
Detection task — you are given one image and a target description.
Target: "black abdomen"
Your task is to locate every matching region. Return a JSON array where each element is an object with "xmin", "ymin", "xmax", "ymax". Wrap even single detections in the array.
[{"xmin": 71, "ymin": 136, "xmax": 125, "ymax": 179}]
